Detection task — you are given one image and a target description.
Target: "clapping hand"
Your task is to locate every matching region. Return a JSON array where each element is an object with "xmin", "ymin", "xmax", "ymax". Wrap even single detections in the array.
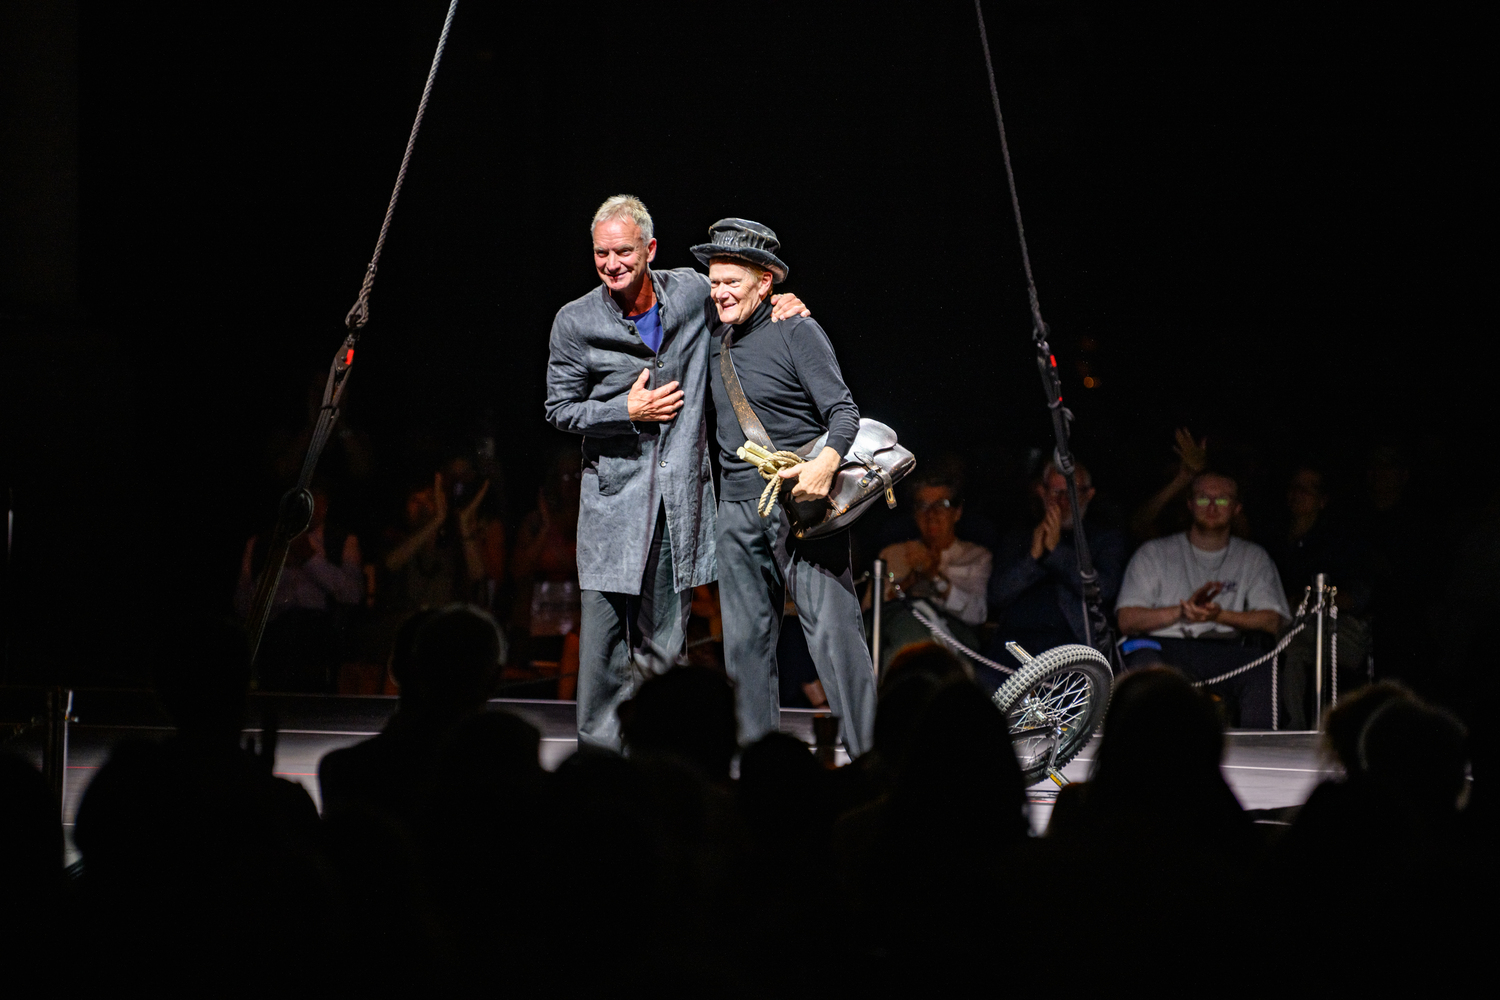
[
  {"xmin": 1029, "ymin": 501, "xmax": 1063, "ymax": 559},
  {"xmin": 431, "ymin": 473, "xmax": 450, "ymax": 526},
  {"xmin": 1180, "ymin": 580, "xmax": 1224, "ymax": 623},
  {"xmin": 458, "ymin": 479, "xmax": 490, "ymax": 539}
]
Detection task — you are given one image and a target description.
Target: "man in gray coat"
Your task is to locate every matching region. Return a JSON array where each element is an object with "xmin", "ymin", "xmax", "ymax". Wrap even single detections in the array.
[{"xmin": 545, "ymin": 195, "xmax": 805, "ymax": 749}]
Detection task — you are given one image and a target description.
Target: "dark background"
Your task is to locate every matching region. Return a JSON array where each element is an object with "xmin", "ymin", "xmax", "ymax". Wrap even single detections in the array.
[{"xmin": 2, "ymin": 1, "xmax": 1488, "ymax": 684}]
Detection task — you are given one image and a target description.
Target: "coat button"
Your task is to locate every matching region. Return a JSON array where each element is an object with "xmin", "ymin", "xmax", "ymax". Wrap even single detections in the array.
[
  {"xmin": 656, "ymin": 359, "xmax": 664, "ymax": 368},
  {"xmin": 660, "ymin": 460, "xmax": 667, "ymax": 468}
]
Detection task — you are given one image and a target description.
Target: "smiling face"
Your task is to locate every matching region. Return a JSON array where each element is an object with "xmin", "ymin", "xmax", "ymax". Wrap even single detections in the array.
[
  {"xmin": 592, "ymin": 217, "xmax": 656, "ymax": 298},
  {"xmin": 708, "ymin": 260, "xmax": 772, "ymax": 324}
]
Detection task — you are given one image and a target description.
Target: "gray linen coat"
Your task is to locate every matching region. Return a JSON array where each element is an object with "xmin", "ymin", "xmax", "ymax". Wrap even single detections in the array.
[{"xmin": 545, "ymin": 267, "xmax": 718, "ymax": 595}]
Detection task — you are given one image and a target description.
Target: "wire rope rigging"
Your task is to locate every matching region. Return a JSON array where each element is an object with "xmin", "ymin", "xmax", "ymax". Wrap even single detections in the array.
[
  {"xmin": 245, "ymin": 0, "xmax": 460, "ymax": 667},
  {"xmin": 973, "ymin": 0, "xmax": 1118, "ymax": 666}
]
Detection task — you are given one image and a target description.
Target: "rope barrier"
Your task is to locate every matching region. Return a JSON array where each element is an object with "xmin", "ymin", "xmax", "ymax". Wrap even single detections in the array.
[
  {"xmin": 1330, "ymin": 592, "xmax": 1339, "ymax": 706},
  {"xmin": 1188, "ymin": 621, "xmax": 1308, "ymax": 688},
  {"xmin": 907, "ymin": 603, "xmax": 1015, "ymax": 675}
]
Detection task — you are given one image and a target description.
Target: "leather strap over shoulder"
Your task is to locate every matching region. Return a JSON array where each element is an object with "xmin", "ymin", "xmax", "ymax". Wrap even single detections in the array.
[{"xmin": 719, "ymin": 328, "xmax": 776, "ymax": 451}]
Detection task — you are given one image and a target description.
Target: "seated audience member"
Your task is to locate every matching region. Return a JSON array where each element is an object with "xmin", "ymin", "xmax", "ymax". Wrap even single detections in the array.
[
  {"xmin": 73, "ymin": 616, "xmax": 333, "ymax": 987},
  {"xmin": 1116, "ymin": 471, "xmax": 1290, "ymax": 727},
  {"xmin": 1271, "ymin": 684, "xmax": 1481, "ymax": 975},
  {"xmin": 365, "ymin": 470, "xmax": 490, "ymax": 664},
  {"xmin": 235, "ymin": 484, "xmax": 364, "ymax": 691},
  {"xmin": 1267, "ymin": 465, "xmax": 1372, "ymax": 727},
  {"xmin": 1030, "ymin": 667, "xmax": 1254, "ymax": 988},
  {"xmin": 868, "ymin": 467, "xmax": 992, "ymax": 671},
  {"xmin": 874, "ymin": 453, "xmax": 1000, "ymax": 552},
  {"xmin": 988, "ymin": 459, "xmax": 1125, "ymax": 673},
  {"xmin": 319, "ymin": 603, "xmax": 504, "ymax": 829},
  {"xmin": 510, "ymin": 448, "xmax": 582, "ymax": 696},
  {"xmin": 443, "ymin": 452, "xmax": 507, "ymax": 594},
  {"xmin": 618, "ymin": 666, "xmax": 739, "ymax": 786},
  {"xmin": 1, "ymin": 752, "xmax": 64, "ymax": 967},
  {"xmin": 834, "ymin": 677, "xmax": 1027, "ymax": 993}
]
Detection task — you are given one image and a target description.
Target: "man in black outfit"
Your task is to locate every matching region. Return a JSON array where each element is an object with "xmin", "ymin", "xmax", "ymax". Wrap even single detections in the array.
[{"xmin": 695, "ymin": 219, "xmax": 875, "ymax": 755}]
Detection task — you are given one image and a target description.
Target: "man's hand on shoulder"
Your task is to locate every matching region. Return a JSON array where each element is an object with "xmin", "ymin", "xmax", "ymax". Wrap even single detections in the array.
[
  {"xmin": 626, "ymin": 368, "xmax": 683, "ymax": 423},
  {"xmin": 781, "ymin": 446, "xmax": 842, "ymax": 501},
  {"xmin": 769, "ymin": 292, "xmax": 810, "ymax": 323}
]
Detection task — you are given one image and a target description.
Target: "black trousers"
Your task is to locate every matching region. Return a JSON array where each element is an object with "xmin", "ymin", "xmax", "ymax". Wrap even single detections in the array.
[{"xmin": 716, "ymin": 498, "xmax": 876, "ymax": 755}]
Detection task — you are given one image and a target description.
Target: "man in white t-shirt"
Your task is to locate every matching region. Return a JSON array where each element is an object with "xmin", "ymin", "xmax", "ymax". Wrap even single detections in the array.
[
  {"xmin": 868, "ymin": 470, "xmax": 992, "ymax": 672},
  {"xmin": 1116, "ymin": 471, "xmax": 1289, "ymax": 726}
]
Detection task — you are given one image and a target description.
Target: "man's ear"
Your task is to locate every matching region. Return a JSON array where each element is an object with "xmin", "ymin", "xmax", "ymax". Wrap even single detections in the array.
[{"xmin": 645, "ymin": 238, "xmax": 657, "ymax": 263}]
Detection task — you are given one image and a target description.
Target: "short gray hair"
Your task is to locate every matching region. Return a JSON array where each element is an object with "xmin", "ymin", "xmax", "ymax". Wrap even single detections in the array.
[{"xmin": 591, "ymin": 194, "xmax": 654, "ymax": 245}]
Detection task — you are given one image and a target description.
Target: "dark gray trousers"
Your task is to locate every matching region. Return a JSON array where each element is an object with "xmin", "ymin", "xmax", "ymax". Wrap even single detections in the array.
[
  {"xmin": 577, "ymin": 505, "xmax": 691, "ymax": 750},
  {"xmin": 717, "ymin": 498, "xmax": 876, "ymax": 756}
]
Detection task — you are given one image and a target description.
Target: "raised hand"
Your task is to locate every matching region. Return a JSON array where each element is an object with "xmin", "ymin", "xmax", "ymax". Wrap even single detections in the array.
[
  {"xmin": 459, "ymin": 479, "xmax": 491, "ymax": 539},
  {"xmin": 627, "ymin": 368, "xmax": 684, "ymax": 422},
  {"xmin": 1173, "ymin": 427, "xmax": 1208, "ymax": 474},
  {"xmin": 431, "ymin": 472, "xmax": 449, "ymax": 525},
  {"xmin": 1030, "ymin": 502, "xmax": 1063, "ymax": 559}
]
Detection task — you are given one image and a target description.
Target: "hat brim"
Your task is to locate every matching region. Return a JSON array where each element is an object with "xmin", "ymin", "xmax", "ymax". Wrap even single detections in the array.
[{"xmin": 690, "ymin": 244, "xmax": 789, "ymax": 284}]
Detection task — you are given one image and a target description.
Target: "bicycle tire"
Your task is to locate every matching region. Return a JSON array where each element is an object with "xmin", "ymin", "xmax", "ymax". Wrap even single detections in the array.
[{"xmin": 992, "ymin": 643, "xmax": 1112, "ymax": 787}]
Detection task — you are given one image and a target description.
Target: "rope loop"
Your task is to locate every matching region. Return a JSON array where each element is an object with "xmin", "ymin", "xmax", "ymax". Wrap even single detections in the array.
[{"xmin": 737, "ymin": 441, "xmax": 804, "ymax": 517}]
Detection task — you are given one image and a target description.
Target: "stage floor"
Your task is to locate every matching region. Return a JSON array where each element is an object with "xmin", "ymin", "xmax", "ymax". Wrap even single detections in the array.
[{"xmin": 5, "ymin": 692, "xmax": 1337, "ymax": 856}]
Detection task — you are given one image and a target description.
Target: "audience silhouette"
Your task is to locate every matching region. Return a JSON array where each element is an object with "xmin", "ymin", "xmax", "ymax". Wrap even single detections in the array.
[{"xmin": 6, "ymin": 609, "xmax": 1488, "ymax": 991}]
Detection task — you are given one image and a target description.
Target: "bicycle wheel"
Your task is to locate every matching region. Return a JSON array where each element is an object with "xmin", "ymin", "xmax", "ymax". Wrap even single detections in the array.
[{"xmin": 992, "ymin": 643, "xmax": 1112, "ymax": 787}]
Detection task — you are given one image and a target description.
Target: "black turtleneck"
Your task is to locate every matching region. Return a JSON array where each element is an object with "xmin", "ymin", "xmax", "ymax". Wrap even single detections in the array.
[{"xmin": 708, "ymin": 300, "xmax": 861, "ymax": 502}]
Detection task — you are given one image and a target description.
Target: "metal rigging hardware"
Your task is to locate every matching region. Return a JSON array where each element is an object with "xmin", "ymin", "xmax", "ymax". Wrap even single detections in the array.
[
  {"xmin": 973, "ymin": 1, "xmax": 1116, "ymax": 666},
  {"xmin": 245, "ymin": 1, "xmax": 461, "ymax": 666}
]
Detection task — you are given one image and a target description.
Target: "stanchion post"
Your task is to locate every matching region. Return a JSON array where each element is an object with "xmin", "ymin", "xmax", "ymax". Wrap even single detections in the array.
[
  {"xmin": 871, "ymin": 557, "xmax": 886, "ymax": 685},
  {"xmin": 42, "ymin": 686, "xmax": 72, "ymax": 817},
  {"xmin": 1313, "ymin": 573, "xmax": 1326, "ymax": 732}
]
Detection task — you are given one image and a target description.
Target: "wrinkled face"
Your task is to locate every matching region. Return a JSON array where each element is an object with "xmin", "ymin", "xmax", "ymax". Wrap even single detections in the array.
[
  {"xmin": 1038, "ymin": 469, "xmax": 1094, "ymax": 528},
  {"xmin": 708, "ymin": 260, "xmax": 772, "ymax": 324},
  {"xmin": 592, "ymin": 217, "xmax": 656, "ymax": 295},
  {"xmin": 1189, "ymin": 474, "xmax": 1240, "ymax": 531},
  {"xmin": 914, "ymin": 485, "xmax": 962, "ymax": 549}
]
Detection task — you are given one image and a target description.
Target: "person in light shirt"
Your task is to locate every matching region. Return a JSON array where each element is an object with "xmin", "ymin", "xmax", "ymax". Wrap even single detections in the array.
[
  {"xmin": 1116, "ymin": 470, "xmax": 1290, "ymax": 727},
  {"xmin": 871, "ymin": 469, "xmax": 992, "ymax": 672}
]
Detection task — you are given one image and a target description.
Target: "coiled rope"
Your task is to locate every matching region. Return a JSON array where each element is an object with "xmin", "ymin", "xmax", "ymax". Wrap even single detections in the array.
[{"xmin": 737, "ymin": 441, "xmax": 804, "ymax": 518}]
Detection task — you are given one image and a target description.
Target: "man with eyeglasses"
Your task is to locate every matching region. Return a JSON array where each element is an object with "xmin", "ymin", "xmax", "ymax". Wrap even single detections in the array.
[
  {"xmin": 1116, "ymin": 471, "xmax": 1290, "ymax": 727},
  {"xmin": 870, "ymin": 467, "xmax": 993, "ymax": 673}
]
